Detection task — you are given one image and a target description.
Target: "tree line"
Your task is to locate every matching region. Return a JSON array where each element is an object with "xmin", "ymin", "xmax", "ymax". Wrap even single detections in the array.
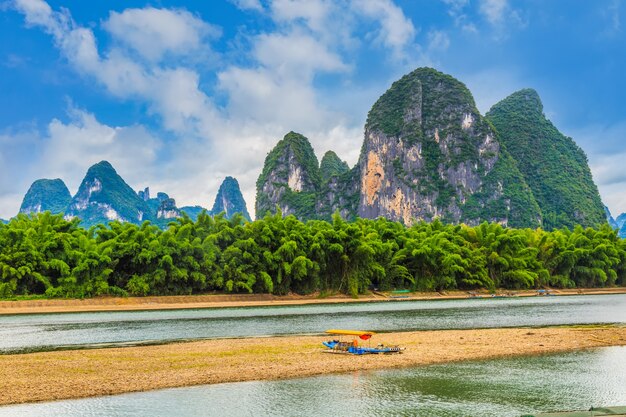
[{"xmin": 0, "ymin": 211, "xmax": 624, "ymax": 299}]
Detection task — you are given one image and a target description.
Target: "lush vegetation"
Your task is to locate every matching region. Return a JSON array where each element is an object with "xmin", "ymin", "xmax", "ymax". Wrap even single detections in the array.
[
  {"xmin": 320, "ymin": 151, "xmax": 349, "ymax": 182},
  {"xmin": 1, "ymin": 211, "xmax": 623, "ymax": 299},
  {"xmin": 486, "ymin": 89, "xmax": 606, "ymax": 230},
  {"xmin": 19, "ymin": 178, "xmax": 71, "ymax": 214}
]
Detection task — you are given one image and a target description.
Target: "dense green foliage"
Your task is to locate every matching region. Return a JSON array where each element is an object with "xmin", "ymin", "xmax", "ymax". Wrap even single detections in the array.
[
  {"xmin": 1, "ymin": 212, "xmax": 623, "ymax": 299},
  {"xmin": 211, "ymin": 176, "xmax": 251, "ymax": 221},
  {"xmin": 486, "ymin": 89, "xmax": 606, "ymax": 230},
  {"xmin": 19, "ymin": 178, "xmax": 72, "ymax": 214},
  {"xmin": 463, "ymin": 149, "xmax": 542, "ymax": 228},
  {"xmin": 320, "ymin": 151, "xmax": 349, "ymax": 182},
  {"xmin": 366, "ymin": 67, "xmax": 476, "ymax": 137}
]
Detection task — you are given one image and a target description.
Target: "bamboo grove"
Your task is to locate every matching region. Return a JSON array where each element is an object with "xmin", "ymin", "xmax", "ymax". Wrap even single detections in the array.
[{"xmin": 0, "ymin": 211, "xmax": 625, "ymax": 299}]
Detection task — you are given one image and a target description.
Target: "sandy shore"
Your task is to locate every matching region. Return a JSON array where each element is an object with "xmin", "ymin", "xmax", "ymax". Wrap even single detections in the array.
[
  {"xmin": 1, "ymin": 326, "xmax": 625, "ymax": 406},
  {"xmin": 1, "ymin": 287, "xmax": 625, "ymax": 315}
]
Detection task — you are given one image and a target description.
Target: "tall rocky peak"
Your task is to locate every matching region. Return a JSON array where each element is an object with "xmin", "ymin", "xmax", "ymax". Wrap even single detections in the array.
[
  {"xmin": 157, "ymin": 197, "xmax": 180, "ymax": 220},
  {"xmin": 19, "ymin": 178, "xmax": 72, "ymax": 215},
  {"xmin": 486, "ymin": 88, "xmax": 606, "ymax": 229},
  {"xmin": 212, "ymin": 176, "xmax": 251, "ymax": 221},
  {"xmin": 320, "ymin": 151, "xmax": 349, "ymax": 182},
  {"xmin": 138, "ymin": 187, "xmax": 150, "ymax": 201},
  {"xmin": 66, "ymin": 161, "xmax": 154, "ymax": 227},
  {"xmin": 255, "ymin": 131, "xmax": 321, "ymax": 219},
  {"xmin": 357, "ymin": 67, "xmax": 540, "ymax": 226}
]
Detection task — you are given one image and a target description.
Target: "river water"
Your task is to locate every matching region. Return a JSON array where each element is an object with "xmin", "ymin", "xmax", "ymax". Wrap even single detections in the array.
[
  {"xmin": 2, "ymin": 346, "xmax": 625, "ymax": 416},
  {"xmin": 2, "ymin": 294, "xmax": 625, "ymax": 353}
]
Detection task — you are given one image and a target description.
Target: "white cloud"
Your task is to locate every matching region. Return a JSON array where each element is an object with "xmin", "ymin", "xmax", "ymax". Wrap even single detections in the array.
[
  {"xmin": 352, "ymin": 0, "xmax": 417, "ymax": 59},
  {"xmin": 0, "ymin": 108, "xmax": 161, "ymax": 218},
  {"xmin": 479, "ymin": 0, "xmax": 508, "ymax": 25},
  {"xmin": 39, "ymin": 108, "xmax": 161, "ymax": 193},
  {"xmin": 271, "ymin": 0, "xmax": 331, "ymax": 32},
  {"xmin": 254, "ymin": 31, "xmax": 349, "ymax": 75},
  {"xmin": 427, "ymin": 30, "xmax": 450, "ymax": 51},
  {"xmin": 103, "ymin": 7, "xmax": 220, "ymax": 62},
  {"xmin": 230, "ymin": 0, "xmax": 264, "ymax": 11}
]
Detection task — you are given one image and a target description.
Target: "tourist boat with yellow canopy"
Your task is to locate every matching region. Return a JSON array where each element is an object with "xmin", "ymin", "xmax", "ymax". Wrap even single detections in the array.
[{"xmin": 322, "ymin": 329, "xmax": 405, "ymax": 355}]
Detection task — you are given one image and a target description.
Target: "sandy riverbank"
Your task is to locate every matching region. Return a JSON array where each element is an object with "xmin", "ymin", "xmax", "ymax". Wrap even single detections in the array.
[
  {"xmin": 1, "ymin": 326, "xmax": 625, "ymax": 405},
  {"xmin": 1, "ymin": 287, "xmax": 625, "ymax": 315}
]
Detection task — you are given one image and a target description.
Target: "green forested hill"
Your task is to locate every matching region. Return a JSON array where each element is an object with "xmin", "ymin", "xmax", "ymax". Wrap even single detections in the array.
[
  {"xmin": 0, "ymin": 212, "xmax": 623, "ymax": 299},
  {"xmin": 255, "ymin": 132, "xmax": 322, "ymax": 219},
  {"xmin": 320, "ymin": 151, "xmax": 349, "ymax": 182},
  {"xmin": 19, "ymin": 178, "xmax": 71, "ymax": 215},
  {"xmin": 66, "ymin": 161, "xmax": 154, "ymax": 227},
  {"xmin": 486, "ymin": 89, "xmax": 606, "ymax": 230}
]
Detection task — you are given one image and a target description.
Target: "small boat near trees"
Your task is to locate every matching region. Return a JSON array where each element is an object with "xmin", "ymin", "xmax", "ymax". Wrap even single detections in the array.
[{"xmin": 322, "ymin": 329, "xmax": 405, "ymax": 355}]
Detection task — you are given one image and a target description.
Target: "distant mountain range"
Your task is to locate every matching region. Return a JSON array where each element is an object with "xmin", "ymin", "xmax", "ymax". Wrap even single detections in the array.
[
  {"xmin": 606, "ymin": 206, "xmax": 626, "ymax": 238},
  {"xmin": 16, "ymin": 161, "xmax": 250, "ymax": 228}
]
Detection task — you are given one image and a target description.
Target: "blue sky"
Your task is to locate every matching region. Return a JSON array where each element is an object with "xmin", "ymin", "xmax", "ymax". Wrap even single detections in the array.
[{"xmin": 1, "ymin": 0, "xmax": 625, "ymax": 219}]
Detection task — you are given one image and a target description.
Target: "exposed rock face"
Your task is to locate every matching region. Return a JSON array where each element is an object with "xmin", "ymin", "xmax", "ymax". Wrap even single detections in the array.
[
  {"xmin": 66, "ymin": 161, "xmax": 154, "ymax": 227},
  {"xmin": 316, "ymin": 168, "xmax": 359, "ymax": 220},
  {"xmin": 157, "ymin": 198, "xmax": 180, "ymax": 219},
  {"xmin": 19, "ymin": 179, "xmax": 72, "ymax": 215},
  {"xmin": 256, "ymin": 132, "xmax": 321, "ymax": 219},
  {"xmin": 212, "ymin": 176, "xmax": 251, "ymax": 221},
  {"xmin": 356, "ymin": 68, "xmax": 540, "ymax": 226},
  {"xmin": 138, "ymin": 187, "xmax": 150, "ymax": 201},
  {"xmin": 487, "ymin": 89, "xmax": 605, "ymax": 230}
]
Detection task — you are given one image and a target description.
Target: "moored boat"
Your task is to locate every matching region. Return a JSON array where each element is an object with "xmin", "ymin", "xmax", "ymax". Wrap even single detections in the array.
[{"xmin": 322, "ymin": 329, "xmax": 405, "ymax": 355}]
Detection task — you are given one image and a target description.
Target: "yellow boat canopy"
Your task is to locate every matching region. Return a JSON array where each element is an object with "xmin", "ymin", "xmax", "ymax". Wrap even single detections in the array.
[{"xmin": 326, "ymin": 329, "xmax": 375, "ymax": 340}]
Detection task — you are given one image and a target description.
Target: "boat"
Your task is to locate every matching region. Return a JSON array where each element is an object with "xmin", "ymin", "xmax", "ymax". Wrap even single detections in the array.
[
  {"xmin": 322, "ymin": 329, "xmax": 405, "ymax": 355},
  {"xmin": 521, "ymin": 406, "xmax": 626, "ymax": 416}
]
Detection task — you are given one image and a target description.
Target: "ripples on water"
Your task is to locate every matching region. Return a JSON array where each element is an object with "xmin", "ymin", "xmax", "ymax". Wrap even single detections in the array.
[
  {"xmin": 1, "ymin": 294, "xmax": 625, "ymax": 353},
  {"xmin": 2, "ymin": 346, "xmax": 625, "ymax": 417}
]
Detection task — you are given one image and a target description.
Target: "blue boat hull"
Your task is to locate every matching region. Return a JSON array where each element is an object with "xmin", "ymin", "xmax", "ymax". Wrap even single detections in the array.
[{"xmin": 322, "ymin": 340, "xmax": 403, "ymax": 355}]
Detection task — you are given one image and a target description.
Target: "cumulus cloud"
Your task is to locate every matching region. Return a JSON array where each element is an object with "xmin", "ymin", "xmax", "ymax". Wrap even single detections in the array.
[
  {"xmin": 352, "ymin": 0, "xmax": 417, "ymax": 59},
  {"xmin": 230, "ymin": 0, "xmax": 264, "ymax": 12},
  {"xmin": 479, "ymin": 0, "xmax": 508, "ymax": 25},
  {"xmin": 427, "ymin": 30, "xmax": 451, "ymax": 51},
  {"xmin": 0, "ymin": 108, "xmax": 161, "ymax": 218},
  {"xmin": 103, "ymin": 7, "xmax": 220, "ymax": 62}
]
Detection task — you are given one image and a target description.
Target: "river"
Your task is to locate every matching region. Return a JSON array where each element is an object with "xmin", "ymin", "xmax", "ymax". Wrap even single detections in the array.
[{"xmin": 1, "ymin": 294, "xmax": 625, "ymax": 353}]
